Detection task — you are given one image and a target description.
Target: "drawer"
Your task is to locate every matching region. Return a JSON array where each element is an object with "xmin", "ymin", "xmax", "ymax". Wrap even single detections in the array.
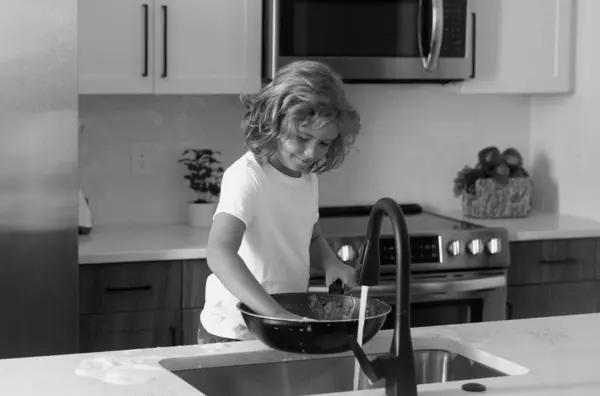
[
  {"xmin": 79, "ymin": 309, "xmax": 182, "ymax": 353},
  {"xmin": 507, "ymin": 281, "xmax": 598, "ymax": 319},
  {"xmin": 80, "ymin": 261, "xmax": 182, "ymax": 314},
  {"xmin": 182, "ymin": 259, "xmax": 212, "ymax": 309},
  {"xmin": 508, "ymin": 238, "xmax": 600, "ymax": 286}
]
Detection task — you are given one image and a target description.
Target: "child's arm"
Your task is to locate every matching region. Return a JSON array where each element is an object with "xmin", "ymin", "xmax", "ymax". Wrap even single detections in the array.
[
  {"xmin": 309, "ymin": 222, "xmax": 358, "ymax": 288},
  {"xmin": 207, "ymin": 212, "xmax": 300, "ymax": 319}
]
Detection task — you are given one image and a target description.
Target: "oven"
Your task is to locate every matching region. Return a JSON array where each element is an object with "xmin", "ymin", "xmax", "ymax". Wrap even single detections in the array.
[
  {"xmin": 263, "ymin": 0, "xmax": 475, "ymax": 83},
  {"xmin": 310, "ymin": 269, "xmax": 507, "ymax": 329},
  {"xmin": 309, "ymin": 203, "xmax": 511, "ymax": 329}
]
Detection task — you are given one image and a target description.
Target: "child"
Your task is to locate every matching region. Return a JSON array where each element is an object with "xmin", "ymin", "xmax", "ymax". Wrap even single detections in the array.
[{"xmin": 199, "ymin": 60, "xmax": 362, "ymax": 342}]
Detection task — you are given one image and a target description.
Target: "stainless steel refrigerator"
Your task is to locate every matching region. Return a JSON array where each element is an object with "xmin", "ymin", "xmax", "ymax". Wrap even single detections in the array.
[{"xmin": 0, "ymin": 0, "xmax": 79, "ymax": 358}]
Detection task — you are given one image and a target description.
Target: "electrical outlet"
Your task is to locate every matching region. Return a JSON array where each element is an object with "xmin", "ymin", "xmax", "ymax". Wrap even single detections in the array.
[{"xmin": 131, "ymin": 142, "xmax": 153, "ymax": 175}]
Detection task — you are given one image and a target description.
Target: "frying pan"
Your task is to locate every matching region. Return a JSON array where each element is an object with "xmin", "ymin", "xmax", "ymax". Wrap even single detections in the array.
[{"xmin": 237, "ymin": 284, "xmax": 391, "ymax": 354}]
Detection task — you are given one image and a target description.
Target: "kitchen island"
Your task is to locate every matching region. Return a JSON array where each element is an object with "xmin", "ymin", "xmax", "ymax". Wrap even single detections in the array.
[{"xmin": 2, "ymin": 313, "xmax": 599, "ymax": 396}]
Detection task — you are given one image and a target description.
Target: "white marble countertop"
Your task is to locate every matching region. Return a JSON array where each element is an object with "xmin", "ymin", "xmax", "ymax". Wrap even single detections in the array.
[
  {"xmin": 78, "ymin": 223, "xmax": 210, "ymax": 264},
  {"xmin": 78, "ymin": 212, "xmax": 600, "ymax": 264},
  {"xmin": 2, "ymin": 313, "xmax": 600, "ymax": 395},
  {"xmin": 441, "ymin": 210, "xmax": 600, "ymax": 242}
]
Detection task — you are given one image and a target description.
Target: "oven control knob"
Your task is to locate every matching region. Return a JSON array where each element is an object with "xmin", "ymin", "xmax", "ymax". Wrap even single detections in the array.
[
  {"xmin": 486, "ymin": 237, "xmax": 502, "ymax": 255},
  {"xmin": 447, "ymin": 240, "xmax": 462, "ymax": 256},
  {"xmin": 467, "ymin": 239, "xmax": 483, "ymax": 255},
  {"xmin": 336, "ymin": 244, "xmax": 356, "ymax": 262}
]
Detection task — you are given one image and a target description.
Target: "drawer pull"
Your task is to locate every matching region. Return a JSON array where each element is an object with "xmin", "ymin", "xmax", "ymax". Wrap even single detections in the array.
[
  {"xmin": 105, "ymin": 285, "xmax": 152, "ymax": 293},
  {"xmin": 538, "ymin": 258, "xmax": 577, "ymax": 265}
]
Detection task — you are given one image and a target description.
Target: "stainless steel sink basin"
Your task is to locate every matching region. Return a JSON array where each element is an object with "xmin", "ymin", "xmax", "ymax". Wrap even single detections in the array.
[{"xmin": 167, "ymin": 349, "xmax": 506, "ymax": 396}]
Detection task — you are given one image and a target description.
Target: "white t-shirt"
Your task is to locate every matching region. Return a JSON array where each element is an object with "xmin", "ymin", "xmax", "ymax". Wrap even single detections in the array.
[{"xmin": 200, "ymin": 151, "xmax": 319, "ymax": 340}]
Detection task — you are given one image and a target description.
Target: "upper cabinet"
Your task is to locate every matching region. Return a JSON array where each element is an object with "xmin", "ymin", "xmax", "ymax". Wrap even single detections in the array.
[
  {"xmin": 78, "ymin": 0, "xmax": 262, "ymax": 95},
  {"xmin": 460, "ymin": 0, "xmax": 576, "ymax": 95}
]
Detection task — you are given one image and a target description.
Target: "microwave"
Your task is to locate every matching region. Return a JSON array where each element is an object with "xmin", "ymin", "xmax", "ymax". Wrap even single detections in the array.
[{"xmin": 263, "ymin": 0, "xmax": 475, "ymax": 83}]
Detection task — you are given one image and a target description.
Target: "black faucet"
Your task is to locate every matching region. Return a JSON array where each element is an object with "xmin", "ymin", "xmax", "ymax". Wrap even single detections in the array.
[{"xmin": 349, "ymin": 197, "xmax": 418, "ymax": 396}]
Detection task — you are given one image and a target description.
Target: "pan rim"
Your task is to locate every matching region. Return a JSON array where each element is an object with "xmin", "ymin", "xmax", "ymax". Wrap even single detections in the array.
[{"xmin": 236, "ymin": 292, "xmax": 393, "ymax": 323}]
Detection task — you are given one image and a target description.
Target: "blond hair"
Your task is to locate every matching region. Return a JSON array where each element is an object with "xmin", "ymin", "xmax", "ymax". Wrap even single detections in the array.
[{"xmin": 240, "ymin": 60, "xmax": 361, "ymax": 173}]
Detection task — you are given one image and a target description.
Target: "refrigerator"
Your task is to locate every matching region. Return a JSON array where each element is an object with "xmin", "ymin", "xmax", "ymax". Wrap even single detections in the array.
[{"xmin": 0, "ymin": 0, "xmax": 79, "ymax": 358}]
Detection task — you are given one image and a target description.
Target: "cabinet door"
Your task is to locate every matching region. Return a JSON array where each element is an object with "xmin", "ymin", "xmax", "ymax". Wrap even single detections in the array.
[
  {"xmin": 461, "ymin": 0, "xmax": 576, "ymax": 94},
  {"xmin": 79, "ymin": 261, "xmax": 182, "ymax": 314},
  {"xmin": 153, "ymin": 0, "xmax": 262, "ymax": 94},
  {"xmin": 79, "ymin": 0, "xmax": 154, "ymax": 94},
  {"xmin": 508, "ymin": 238, "xmax": 600, "ymax": 286},
  {"xmin": 182, "ymin": 259, "xmax": 212, "ymax": 309},
  {"xmin": 80, "ymin": 310, "xmax": 181, "ymax": 353},
  {"xmin": 507, "ymin": 282, "xmax": 597, "ymax": 320}
]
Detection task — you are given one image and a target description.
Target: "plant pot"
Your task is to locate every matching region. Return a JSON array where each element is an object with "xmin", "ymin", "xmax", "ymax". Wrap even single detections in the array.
[
  {"xmin": 184, "ymin": 202, "xmax": 217, "ymax": 228},
  {"xmin": 461, "ymin": 177, "xmax": 533, "ymax": 219}
]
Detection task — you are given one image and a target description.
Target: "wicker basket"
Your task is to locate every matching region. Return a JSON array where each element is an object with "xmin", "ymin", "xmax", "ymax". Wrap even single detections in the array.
[{"xmin": 462, "ymin": 177, "xmax": 533, "ymax": 219}]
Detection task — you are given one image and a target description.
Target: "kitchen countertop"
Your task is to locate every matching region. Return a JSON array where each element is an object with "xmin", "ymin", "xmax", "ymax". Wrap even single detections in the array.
[
  {"xmin": 2, "ymin": 313, "xmax": 600, "ymax": 395},
  {"xmin": 78, "ymin": 212, "xmax": 600, "ymax": 264},
  {"xmin": 78, "ymin": 224, "xmax": 209, "ymax": 264},
  {"xmin": 442, "ymin": 210, "xmax": 600, "ymax": 242}
]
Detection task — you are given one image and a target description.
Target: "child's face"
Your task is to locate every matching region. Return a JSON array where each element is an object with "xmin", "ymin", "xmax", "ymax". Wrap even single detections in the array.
[{"xmin": 277, "ymin": 123, "xmax": 338, "ymax": 175}]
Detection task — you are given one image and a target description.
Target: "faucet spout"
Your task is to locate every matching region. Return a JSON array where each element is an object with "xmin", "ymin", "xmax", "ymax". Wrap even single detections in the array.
[{"xmin": 350, "ymin": 197, "xmax": 417, "ymax": 396}]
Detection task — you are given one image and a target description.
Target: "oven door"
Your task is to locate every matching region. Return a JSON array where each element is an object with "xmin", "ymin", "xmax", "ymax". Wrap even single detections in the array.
[
  {"xmin": 264, "ymin": 0, "xmax": 473, "ymax": 81},
  {"xmin": 308, "ymin": 270, "xmax": 507, "ymax": 328}
]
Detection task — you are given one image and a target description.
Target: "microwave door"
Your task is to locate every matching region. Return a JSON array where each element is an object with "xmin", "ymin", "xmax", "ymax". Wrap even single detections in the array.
[{"xmin": 264, "ymin": 0, "xmax": 473, "ymax": 82}]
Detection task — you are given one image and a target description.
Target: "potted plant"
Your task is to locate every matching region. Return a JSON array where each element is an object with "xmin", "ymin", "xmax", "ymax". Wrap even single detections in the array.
[
  {"xmin": 178, "ymin": 148, "xmax": 224, "ymax": 228},
  {"xmin": 453, "ymin": 146, "xmax": 533, "ymax": 218}
]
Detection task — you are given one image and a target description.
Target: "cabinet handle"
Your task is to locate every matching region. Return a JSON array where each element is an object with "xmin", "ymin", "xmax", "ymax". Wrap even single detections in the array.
[
  {"xmin": 161, "ymin": 5, "xmax": 168, "ymax": 78},
  {"xmin": 169, "ymin": 326, "xmax": 177, "ymax": 346},
  {"xmin": 105, "ymin": 285, "xmax": 152, "ymax": 293},
  {"xmin": 538, "ymin": 258, "xmax": 577, "ymax": 265},
  {"xmin": 142, "ymin": 4, "xmax": 149, "ymax": 77},
  {"xmin": 470, "ymin": 12, "xmax": 477, "ymax": 79}
]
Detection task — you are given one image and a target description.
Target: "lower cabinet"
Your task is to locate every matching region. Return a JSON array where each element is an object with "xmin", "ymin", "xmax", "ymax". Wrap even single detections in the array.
[
  {"xmin": 79, "ymin": 310, "xmax": 182, "ymax": 352},
  {"xmin": 507, "ymin": 237, "xmax": 600, "ymax": 320},
  {"xmin": 80, "ymin": 237, "xmax": 600, "ymax": 351},
  {"xmin": 508, "ymin": 281, "xmax": 598, "ymax": 320},
  {"xmin": 79, "ymin": 259, "xmax": 212, "ymax": 353}
]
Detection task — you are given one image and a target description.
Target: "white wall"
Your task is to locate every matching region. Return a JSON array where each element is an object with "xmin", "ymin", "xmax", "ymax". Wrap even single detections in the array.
[
  {"xmin": 80, "ymin": 86, "xmax": 531, "ymax": 226},
  {"xmin": 530, "ymin": 0, "xmax": 599, "ymax": 219}
]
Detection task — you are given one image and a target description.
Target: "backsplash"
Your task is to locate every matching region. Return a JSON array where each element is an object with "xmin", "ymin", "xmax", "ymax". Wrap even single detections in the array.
[{"xmin": 79, "ymin": 86, "xmax": 531, "ymax": 226}]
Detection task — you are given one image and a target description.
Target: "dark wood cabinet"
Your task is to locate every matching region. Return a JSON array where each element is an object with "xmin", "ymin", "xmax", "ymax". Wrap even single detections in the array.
[
  {"xmin": 79, "ymin": 310, "xmax": 182, "ymax": 353},
  {"xmin": 507, "ymin": 237, "xmax": 600, "ymax": 320},
  {"xmin": 79, "ymin": 259, "xmax": 212, "ymax": 353}
]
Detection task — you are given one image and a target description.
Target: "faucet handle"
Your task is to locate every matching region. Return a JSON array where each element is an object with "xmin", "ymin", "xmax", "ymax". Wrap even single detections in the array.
[{"xmin": 347, "ymin": 336, "xmax": 386, "ymax": 383}]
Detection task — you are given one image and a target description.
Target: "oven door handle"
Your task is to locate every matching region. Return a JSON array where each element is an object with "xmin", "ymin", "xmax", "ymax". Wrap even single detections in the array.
[
  {"xmin": 411, "ymin": 275, "xmax": 506, "ymax": 296},
  {"xmin": 308, "ymin": 275, "xmax": 506, "ymax": 296}
]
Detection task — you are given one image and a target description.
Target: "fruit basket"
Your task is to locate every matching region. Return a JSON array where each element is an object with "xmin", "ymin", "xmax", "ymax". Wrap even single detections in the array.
[{"xmin": 453, "ymin": 147, "xmax": 532, "ymax": 219}]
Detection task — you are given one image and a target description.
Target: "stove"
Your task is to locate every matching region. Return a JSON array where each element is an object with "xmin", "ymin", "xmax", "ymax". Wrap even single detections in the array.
[
  {"xmin": 318, "ymin": 203, "xmax": 510, "ymax": 275},
  {"xmin": 310, "ymin": 202, "xmax": 511, "ymax": 327}
]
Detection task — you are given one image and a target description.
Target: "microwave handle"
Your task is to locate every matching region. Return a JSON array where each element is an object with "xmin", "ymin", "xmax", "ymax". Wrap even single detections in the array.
[
  {"xmin": 418, "ymin": 0, "xmax": 444, "ymax": 71},
  {"xmin": 264, "ymin": 0, "xmax": 280, "ymax": 80}
]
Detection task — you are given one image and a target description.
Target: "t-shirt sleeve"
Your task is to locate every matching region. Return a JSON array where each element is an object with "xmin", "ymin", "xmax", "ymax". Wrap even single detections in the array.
[{"xmin": 214, "ymin": 164, "xmax": 259, "ymax": 227}]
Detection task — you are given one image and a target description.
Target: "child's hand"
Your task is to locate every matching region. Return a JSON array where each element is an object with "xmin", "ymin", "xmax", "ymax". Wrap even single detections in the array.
[
  {"xmin": 274, "ymin": 309, "xmax": 313, "ymax": 322},
  {"xmin": 325, "ymin": 260, "xmax": 359, "ymax": 289}
]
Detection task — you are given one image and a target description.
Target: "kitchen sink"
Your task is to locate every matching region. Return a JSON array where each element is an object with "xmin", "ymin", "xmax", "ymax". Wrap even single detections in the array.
[{"xmin": 159, "ymin": 337, "xmax": 529, "ymax": 396}]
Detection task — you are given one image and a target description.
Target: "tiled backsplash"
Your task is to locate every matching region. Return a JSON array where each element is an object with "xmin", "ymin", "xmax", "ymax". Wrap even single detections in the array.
[{"xmin": 79, "ymin": 85, "xmax": 531, "ymax": 226}]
